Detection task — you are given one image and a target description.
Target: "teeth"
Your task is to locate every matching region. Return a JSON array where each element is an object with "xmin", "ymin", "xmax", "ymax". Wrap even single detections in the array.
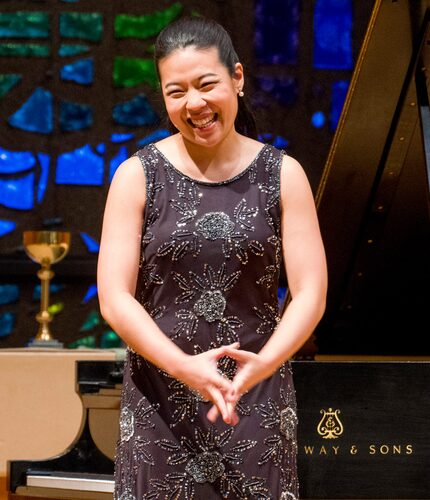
[{"xmin": 191, "ymin": 115, "xmax": 215, "ymax": 128}]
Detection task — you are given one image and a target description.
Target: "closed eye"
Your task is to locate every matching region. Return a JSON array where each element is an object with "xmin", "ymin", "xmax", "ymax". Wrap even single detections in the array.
[
  {"xmin": 201, "ymin": 81, "xmax": 217, "ymax": 90},
  {"xmin": 166, "ymin": 89, "xmax": 185, "ymax": 97}
]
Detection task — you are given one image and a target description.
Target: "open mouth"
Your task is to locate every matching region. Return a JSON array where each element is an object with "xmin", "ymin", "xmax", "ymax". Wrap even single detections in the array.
[{"xmin": 188, "ymin": 113, "xmax": 218, "ymax": 129}]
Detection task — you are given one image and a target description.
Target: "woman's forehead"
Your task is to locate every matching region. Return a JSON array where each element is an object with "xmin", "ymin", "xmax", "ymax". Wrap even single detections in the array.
[{"xmin": 159, "ymin": 46, "xmax": 224, "ymax": 76}]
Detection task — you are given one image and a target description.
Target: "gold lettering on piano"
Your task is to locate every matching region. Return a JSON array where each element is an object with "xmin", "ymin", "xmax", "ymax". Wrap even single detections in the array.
[
  {"xmin": 369, "ymin": 444, "xmax": 413, "ymax": 455},
  {"xmin": 302, "ymin": 444, "xmax": 413, "ymax": 456},
  {"xmin": 303, "ymin": 445, "xmax": 341, "ymax": 455},
  {"xmin": 317, "ymin": 408, "xmax": 344, "ymax": 439}
]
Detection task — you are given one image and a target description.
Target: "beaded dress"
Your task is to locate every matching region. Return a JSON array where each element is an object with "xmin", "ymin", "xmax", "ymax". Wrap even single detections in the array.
[{"xmin": 114, "ymin": 143, "xmax": 299, "ymax": 500}]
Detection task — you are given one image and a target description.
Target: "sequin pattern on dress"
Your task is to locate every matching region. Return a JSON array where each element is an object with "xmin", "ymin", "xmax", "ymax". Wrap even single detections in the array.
[{"xmin": 114, "ymin": 143, "xmax": 299, "ymax": 499}]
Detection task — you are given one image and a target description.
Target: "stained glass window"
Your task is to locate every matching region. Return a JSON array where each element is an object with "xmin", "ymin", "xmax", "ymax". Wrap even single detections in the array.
[
  {"xmin": 8, "ymin": 87, "xmax": 53, "ymax": 134},
  {"xmin": 255, "ymin": 0, "xmax": 299, "ymax": 64},
  {"xmin": 113, "ymin": 94, "xmax": 159, "ymax": 127},
  {"xmin": 313, "ymin": 0, "xmax": 353, "ymax": 70},
  {"xmin": 60, "ymin": 12, "xmax": 103, "ymax": 42},
  {"xmin": 55, "ymin": 144, "xmax": 104, "ymax": 186}
]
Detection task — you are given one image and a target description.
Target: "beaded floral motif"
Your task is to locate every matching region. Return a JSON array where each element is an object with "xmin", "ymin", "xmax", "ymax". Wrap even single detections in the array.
[
  {"xmin": 149, "ymin": 426, "xmax": 264, "ymax": 498},
  {"xmin": 254, "ymin": 385, "xmax": 298, "ymax": 467},
  {"xmin": 196, "ymin": 211, "xmax": 235, "ymax": 240},
  {"xmin": 172, "ymin": 263, "xmax": 243, "ymax": 343},
  {"xmin": 115, "ymin": 381, "xmax": 159, "ymax": 500},
  {"xmin": 253, "ymin": 302, "xmax": 281, "ymax": 335},
  {"xmin": 281, "ymin": 492, "xmax": 298, "ymax": 500},
  {"xmin": 195, "ymin": 200, "xmax": 265, "ymax": 265},
  {"xmin": 118, "ymin": 489, "xmax": 136, "ymax": 500},
  {"xmin": 160, "ymin": 372, "xmax": 202, "ymax": 427}
]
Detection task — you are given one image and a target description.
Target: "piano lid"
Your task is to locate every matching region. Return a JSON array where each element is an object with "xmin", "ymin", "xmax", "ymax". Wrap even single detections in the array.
[{"xmin": 313, "ymin": 0, "xmax": 430, "ymax": 356}]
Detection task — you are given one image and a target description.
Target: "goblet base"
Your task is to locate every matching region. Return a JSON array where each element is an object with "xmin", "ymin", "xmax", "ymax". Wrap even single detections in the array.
[{"xmin": 27, "ymin": 338, "xmax": 64, "ymax": 349}]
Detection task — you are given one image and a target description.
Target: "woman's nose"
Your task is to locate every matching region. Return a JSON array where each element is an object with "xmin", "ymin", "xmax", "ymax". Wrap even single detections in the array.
[{"xmin": 186, "ymin": 90, "xmax": 206, "ymax": 110}]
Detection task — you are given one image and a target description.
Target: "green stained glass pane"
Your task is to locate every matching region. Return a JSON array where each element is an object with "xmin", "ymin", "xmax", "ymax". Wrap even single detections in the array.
[
  {"xmin": 48, "ymin": 302, "xmax": 64, "ymax": 315},
  {"xmin": 60, "ymin": 12, "xmax": 103, "ymax": 42},
  {"xmin": 0, "ymin": 43, "xmax": 50, "ymax": 57},
  {"xmin": 113, "ymin": 57, "xmax": 158, "ymax": 89},
  {"xmin": 59, "ymin": 43, "xmax": 89, "ymax": 57},
  {"xmin": 0, "ymin": 74, "xmax": 21, "ymax": 98},
  {"xmin": 114, "ymin": 2, "xmax": 182, "ymax": 39},
  {"xmin": 69, "ymin": 335, "xmax": 96, "ymax": 349},
  {"xmin": 80, "ymin": 309, "xmax": 101, "ymax": 332},
  {"xmin": 0, "ymin": 12, "xmax": 50, "ymax": 38},
  {"xmin": 100, "ymin": 330, "xmax": 123, "ymax": 348}
]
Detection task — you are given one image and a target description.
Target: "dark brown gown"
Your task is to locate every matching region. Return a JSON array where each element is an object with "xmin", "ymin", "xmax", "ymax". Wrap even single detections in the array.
[{"xmin": 114, "ymin": 143, "xmax": 299, "ymax": 500}]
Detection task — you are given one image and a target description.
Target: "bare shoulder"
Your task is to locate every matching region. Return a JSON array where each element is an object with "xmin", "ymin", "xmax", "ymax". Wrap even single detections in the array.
[
  {"xmin": 279, "ymin": 153, "xmax": 315, "ymax": 207},
  {"xmin": 109, "ymin": 154, "xmax": 146, "ymax": 204}
]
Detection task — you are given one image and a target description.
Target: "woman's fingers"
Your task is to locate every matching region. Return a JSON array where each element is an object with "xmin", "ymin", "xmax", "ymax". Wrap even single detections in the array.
[
  {"xmin": 220, "ymin": 346, "xmax": 255, "ymax": 362},
  {"xmin": 207, "ymin": 404, "xmax": 219, "ymax": 423},
  {"xmin": 207, "ymin": 402, "xmax": 239, "ymax": 425},
  {"xmin": 206, "ymin": 385, "xmax": 231, "ymax": 424}
]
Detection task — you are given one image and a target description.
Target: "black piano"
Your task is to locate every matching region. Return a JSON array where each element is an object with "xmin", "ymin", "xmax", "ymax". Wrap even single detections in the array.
[
  {"xmin": 8, "ymin": 359, "xmax": 430, "ymax": 499},
  {"xmin": 8, "ymin": 0, "xmax": 430, "ymax": 498}
]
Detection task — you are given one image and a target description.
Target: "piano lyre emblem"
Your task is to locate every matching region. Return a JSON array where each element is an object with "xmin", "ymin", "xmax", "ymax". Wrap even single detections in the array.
[{"xmin": 317, "ymin": 408, "xmax": 344, "ymax": 439}]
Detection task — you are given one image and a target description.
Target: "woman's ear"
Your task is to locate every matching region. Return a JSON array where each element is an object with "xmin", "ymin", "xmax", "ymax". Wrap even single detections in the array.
[{"xmin": 233, "ymin": 62, "xmax": 244, "ymax": 90}]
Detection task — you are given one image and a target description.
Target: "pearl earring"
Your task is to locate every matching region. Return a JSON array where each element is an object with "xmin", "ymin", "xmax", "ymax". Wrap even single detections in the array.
[{"xmin": 238, "ymin": 90, "xmax": 244, "ymax": 97}]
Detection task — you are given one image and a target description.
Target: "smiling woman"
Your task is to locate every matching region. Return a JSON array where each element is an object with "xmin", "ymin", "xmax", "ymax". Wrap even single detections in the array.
[{"xmin": 97, "ymin": 16, "xmax": 327, "ymax": 500}]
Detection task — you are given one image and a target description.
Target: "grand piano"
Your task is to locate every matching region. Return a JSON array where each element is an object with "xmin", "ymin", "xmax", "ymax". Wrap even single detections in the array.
[{"xmin": 7, "ymin": 0, "xmax": 430, "ymax": 498}]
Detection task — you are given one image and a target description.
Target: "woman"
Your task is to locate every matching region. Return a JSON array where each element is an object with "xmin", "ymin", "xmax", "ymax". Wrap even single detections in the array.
[{"xmin": 98, "ymin": 16, "xmax": 327, "ymax": 500}]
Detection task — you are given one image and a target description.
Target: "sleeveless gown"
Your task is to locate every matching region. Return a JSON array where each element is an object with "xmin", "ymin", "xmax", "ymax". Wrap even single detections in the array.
[{"xmin": 114, "ymin": 143, "xmax": 299, "ymax": 500}]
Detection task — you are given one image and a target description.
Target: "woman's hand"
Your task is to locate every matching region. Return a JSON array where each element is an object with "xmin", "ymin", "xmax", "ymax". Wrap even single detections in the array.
[
  {"xmin": 206, "ymin": 345, "xmax": 275, "ymax": 425},
  {"xmin": 173, "ymin": 342, "xmax": 240, "ymax": 425}
]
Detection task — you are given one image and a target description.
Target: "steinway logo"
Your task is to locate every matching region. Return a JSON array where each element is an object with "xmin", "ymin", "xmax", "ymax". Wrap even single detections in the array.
[
  {"xmin": 300, "ymin": 407, "xmax": 414, "ymax": 457},
  {"xmin": 317, "ymin": 408, "xmax": 344, "ymax": 439}
]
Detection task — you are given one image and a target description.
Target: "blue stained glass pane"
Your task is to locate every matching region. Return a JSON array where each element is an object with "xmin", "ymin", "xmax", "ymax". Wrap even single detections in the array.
[
  {"xmin": 113, "ymin": 94, "xmax": 159, "ymax": 127},
  {"xmin": 110, "ymin": 146, "xmax": 128, "ymax": 182},
  {"xmin": 8, "ymin": 87, "xmax": 53, "ymax": 134},
  {"xmin": 60, "ymin": 100, "xmax": 93, "ymax": 131},
  {"xmin": 82, "ymin": 284, "xmax": 98, "ymax": 304},
  {"xmin": 37, "ymin": 153, "xmax": 50, "ymax": 203},
  {"xmin": 313, "ymin": 0, "xmax": 353, "ymax": 70},
  {"xmin": 0, "ymin": 172, "xmax": 34, "ymax": 210},
  {"xmin": 0, "ymin": 219, "xmax": 17, "ymax": 237},
  {"xmin": 0, "ymin": 312, "xmax": 15, "ymax": 338},
  {"xmin": 137, "ymin": 128, "xmax": 170, "ymax": 146},
  {"xmin": 0, "ymin": 12, "xmax": 50, "ymax": 38},
  {"xmin": 0, "ymin": 147, "xmax": 35, "ymax": 173},
  {"xmin": 56, "ymin": 144, "xmax": 104, "ymax": 186},
  {"xmin": 278, "ymin": 286, "xmax": 287, "ymax": 308},
  {"xmin": 330, "ymin": 80, "xmax": 349, "ymax": 130},
  {"xmin": 33, "ymin": 283, "xmax": 64, "ymax": 301},
  {"xmin": 272, "ymin": 136, "xmax": 290, "ymax": 149},
  {"xmin": 96, "ymin": 143, "xmax": 106, "ymax": 154},
  {"xmin": 60, "ymin": 58, "xmax": 93, "ymax": 85},
  {"xmin": 311, "ymin": 111, "xmax": 326, "ymax": 128},
  {"xmin": 80, "ymin": 232, "xmax": 100, "ymax": 253},
  {"xmin": 256, "ymin": 76, "xmax": 297, "ymax": 106},
  {"xmin": 255, "ymin": 0, "xmax": 299, "ymax": 64},
  {"xmin": 258, "ymin": 133, "xmax": 290, "ymax": 149},
  {"xmin": 0, "ymin": 74, "xmax": 21, "ymax": 98},
  {"xmin": 59, "ymin": 44, "xmax": 89, "ymax": 57},
  {"xmin": 111, "ymin": 133, "xmax": 135, "ymax": 143},
  {"xmin": 0, "ymin": 284, "xmax": 19, "ymax": 305}
]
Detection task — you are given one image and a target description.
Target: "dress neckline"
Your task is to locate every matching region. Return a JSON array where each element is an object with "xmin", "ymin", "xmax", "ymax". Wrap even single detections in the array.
[{"xmin": 149, "ymin": 143, "xmax": 268, "ymax": 186}]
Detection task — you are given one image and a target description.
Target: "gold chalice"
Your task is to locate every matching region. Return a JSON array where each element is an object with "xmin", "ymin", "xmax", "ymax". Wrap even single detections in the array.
[{"xmin": 23, "ymin": 231, "xmax": 71, "ymax": 347}]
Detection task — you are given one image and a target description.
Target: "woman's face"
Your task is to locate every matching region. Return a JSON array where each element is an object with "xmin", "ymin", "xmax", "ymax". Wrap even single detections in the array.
[{"xmin": 158, "ymin": 45, "xmax": 244, "ymax": 148}]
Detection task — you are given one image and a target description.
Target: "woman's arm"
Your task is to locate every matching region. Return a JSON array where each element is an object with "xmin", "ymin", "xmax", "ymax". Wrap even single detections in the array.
[
  {"xmin": 97, "ymin": 156, "xmax": 236, "ymax": 422},
  {"xmin": 257, "ymin": 154, "xmax": 327, "ymax": 368},
  {"xmin": 208, "ymin": 154, "xmax": 327, "ymax": 422}
]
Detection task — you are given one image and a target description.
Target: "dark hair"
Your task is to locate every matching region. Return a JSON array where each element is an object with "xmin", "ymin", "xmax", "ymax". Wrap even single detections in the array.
[{"xmin": 154, "ymin": 17, "xmax": 258, "ymax": 139}]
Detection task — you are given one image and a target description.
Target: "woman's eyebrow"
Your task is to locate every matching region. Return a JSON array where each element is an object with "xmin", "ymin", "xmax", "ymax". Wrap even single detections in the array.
[{"xmin": 164, "ymin": 73, "xmax": 219, "ymax": 89}]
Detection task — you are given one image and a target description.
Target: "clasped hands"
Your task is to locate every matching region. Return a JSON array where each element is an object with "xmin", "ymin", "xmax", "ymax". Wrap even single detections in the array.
[{"xmin": 174, "ymin": 342, "xmax": 274, "ymax": 426}]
